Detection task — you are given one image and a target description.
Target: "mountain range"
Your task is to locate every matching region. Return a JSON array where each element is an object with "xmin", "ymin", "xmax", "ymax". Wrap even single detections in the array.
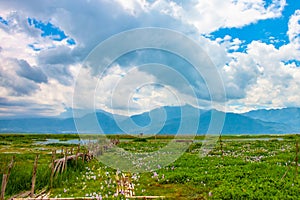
[{"xmin": 0, "ymin": 106, "xmax": 299, "ymax": 134}]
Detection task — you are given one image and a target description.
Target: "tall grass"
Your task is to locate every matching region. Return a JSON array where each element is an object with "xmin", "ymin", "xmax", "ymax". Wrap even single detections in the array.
[
  {"xmin": 1, "ymin": 154, "xmax": 50, "ymax": 196},
  {"xmin": 52, "ymin": 159, "xmax": 86, "ymax": 188},
  {"xmin": 1, "ymin": 153, "xmax": 86, "ymax": 198}
]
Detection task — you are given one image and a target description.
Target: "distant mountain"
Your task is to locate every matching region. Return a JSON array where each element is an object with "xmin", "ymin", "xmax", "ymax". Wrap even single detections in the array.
[
  {"xmin": 127, "ymin": 105, "xmax": 204, "ymax": 134},
  {"xmin": 243, "ymin": 107, "xmax": 300, "ymax": 131},
  {"xmin": 140, "ymin": 109, "xmax": 291, "ymax": 134},
  {"xmin": 220, "ymin": 112, "xmax": 291, "ymax": 134},
  {"xmin": 0, "ymin": 106, "xmax": 298, "ymax": 134},
  {"xmin": 0, "ymin": 117, "xmax": 76, "ymax": 133},
  {"xmin": 79, "ymin": 110, "xmax": 125, "ymax": 133}
]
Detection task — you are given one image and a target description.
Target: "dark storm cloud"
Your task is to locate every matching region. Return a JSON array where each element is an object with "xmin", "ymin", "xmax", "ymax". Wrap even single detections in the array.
[
  {"xmin": 41, "ymin": 64, "xmax": 73, "ymax": 86},
  {"xmin": 0, "ymin": 98, "xmax": 58, "ymax": 119},
  {"xmin": 0, "ymin": 75, "xmax": 39, "ymax": 96},
  {"xmin": 0, "ymin": 97, "xmax": 28, "ymax": 106},
  {"xmin": 17, "ymin": 59, "xmax": 48, "ymax": 83},
  {"xmin": 38, "ymin": 46, "xmax": 75, "ymax": 65},
  {"xmin": 0, "ymin": 97, "xmax": 22, "ymax": 107},
  {"xmin": 0, "ymin": 59, "xmax": 44, "ymax": 96}
]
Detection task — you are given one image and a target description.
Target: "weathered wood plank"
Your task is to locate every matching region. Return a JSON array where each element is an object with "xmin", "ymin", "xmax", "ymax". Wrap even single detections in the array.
[
  {"xmin": 30, "ymin": 154, "xmax": 39, "ymax": 198},
  {"xmin": 50, "ymin": 150, "xmax": 56, "ymax": 188},
  {"xmin": 1, "ymin": 156, "xmax": 15, "ymax": 200}
]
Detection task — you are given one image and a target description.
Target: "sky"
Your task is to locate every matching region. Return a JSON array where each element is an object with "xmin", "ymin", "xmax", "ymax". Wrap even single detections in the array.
[{"xmin": 0, "ymin": 0, "xmax": 300, "ymax": 118}]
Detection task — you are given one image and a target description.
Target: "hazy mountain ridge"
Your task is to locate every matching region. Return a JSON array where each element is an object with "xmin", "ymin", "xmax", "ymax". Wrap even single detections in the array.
[
  {"xmin": 0, "ymin": 106, "xmax": 298, "ymax": 134},
  {"xmin": 243, "ymin": 107, "xmax": 300, "ymax": 130}
]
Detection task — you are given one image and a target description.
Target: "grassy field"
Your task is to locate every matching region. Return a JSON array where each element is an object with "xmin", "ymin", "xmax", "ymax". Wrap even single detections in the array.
[{"xmin": 0, "ymin": 134, "xmax": 299, "ymax": 199}]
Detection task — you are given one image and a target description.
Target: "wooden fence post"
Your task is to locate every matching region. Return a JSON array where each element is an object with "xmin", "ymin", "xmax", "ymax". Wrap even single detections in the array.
[
  {"xmin": 0, "ymin": 156, "xmax": 14, "ymax": 200},
  {"xmin": 62, "ymin": 148, "xmax": 68, "ymax": 172},
  {"xmin": 65, "ymin": 148, "xmax": 68, "ymax": 171},
  {"xmin": 61, "ymin": 147, "xmax": 64, "ymax": 172},
  {"xmin": 30, "ymin": 154, "xmax": 39, "ymax": 198},
  {"xmin": 50, "ymin": 150, "xmax": 56, "ymax": 188}
]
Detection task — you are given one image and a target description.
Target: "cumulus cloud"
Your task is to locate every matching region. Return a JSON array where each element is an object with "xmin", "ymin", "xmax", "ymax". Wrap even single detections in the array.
[
  {"xmin": 0, "ymin": 57, "xmax": 39, "ymax": 96},
  {"xmin": 128, "ymin": 0, "xmax": 286, "ymax": 34},
  {"xmin": 74, "ymin": 64, "xmax": 180, "ymax": 116},
  {"xmin": 113, "ymin": 0, "xmax": 149, "ymax": 15},
  {"xmin": 0, "ymin": 0, "xmax": 299, "ymax": 117},
  {"xmin": 0, "ymin": 11, "xmax": 41, "ymax": 38},
  {"xmin": 38, "ymin": 45, "xmax": 75, "ymax": 65},
  {"xmin": 16, "ymin": 59, "xmax": 47, "ymax": 83},
  {"xmin": 287, "ymin": 9, "xmax": 300, "ymax": 49},
  {"xmin": 0, "ymin": 6, "xmax": 78, "ymax": 116},
  {"xmin": 223, "ymin": 39, "xmax": 300, "ymax": 112}
]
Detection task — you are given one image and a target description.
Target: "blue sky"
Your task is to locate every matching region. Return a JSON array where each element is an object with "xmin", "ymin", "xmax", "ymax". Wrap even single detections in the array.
[
  {"xmin": 0, "ymin": 0, "xmax": 299, "ymax": 118},
  {"xmin": 210, "ymin": 0, "xmax": 298, "ymax": 50},
  {"xmin": 27, "ymin": 18, "xmax": 76, "ymax": 45}
]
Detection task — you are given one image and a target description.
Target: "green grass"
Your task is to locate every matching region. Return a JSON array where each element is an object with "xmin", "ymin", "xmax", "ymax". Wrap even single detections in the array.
[
  {"xmin": 0, "ymin": 134, "xmax": 299, "ymax": 199},
  {"xmin": 0, "ymin": 153, "xmax": 51, "ymax": 196}
]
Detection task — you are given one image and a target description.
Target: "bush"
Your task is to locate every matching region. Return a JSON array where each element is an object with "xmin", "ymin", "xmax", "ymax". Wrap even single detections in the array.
[{"xmin": 133, "ymin": 138, "xmax": 147, "ymax": 142}]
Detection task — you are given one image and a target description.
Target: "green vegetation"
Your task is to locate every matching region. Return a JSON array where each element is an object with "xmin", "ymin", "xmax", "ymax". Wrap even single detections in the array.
[{"xmin": 0, "ymin": 134, "xmax": 299, "ymax": 199}]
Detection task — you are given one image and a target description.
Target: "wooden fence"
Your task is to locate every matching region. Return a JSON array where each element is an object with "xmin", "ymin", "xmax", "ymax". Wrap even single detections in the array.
[{"xmin": 1, "ymin": 140, "xmax": 166, "ymax": 200}]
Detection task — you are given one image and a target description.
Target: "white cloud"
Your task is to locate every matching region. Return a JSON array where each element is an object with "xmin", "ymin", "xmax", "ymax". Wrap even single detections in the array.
[
  {"xmin": 0, "ymin": 10, "xmax": 79, "ymax": 117},
  {"xmin": 113, "ymin": 0, "xmax": 149, "ymax": 16},
  {"xmin": 73, "ymin": 61, "xmax": 211, "ymax": 116},
  {"xmin": 0, "ymin": 14, "xmax": 38, "ymax": 65},
  {"xmin": 139, "ymin": 0, "xmax": 286, "ymax": 34},
  {"xmin": 223, "ymin": 38, "xmax": 300, "ymax": 113},
  {"xmin": 0, "ymin": 0, "xmax": 299, "ymax": 117},
  {"xmin": 0, "ymin": 58, "xmax": 77, "ymax": 117},
  {"xmin": 82, "ymin": 64, "xmax": 184, "ymax": 116},
  {"xmin": 287, "ymin": 9, "xmax": 300, "ymax": 49}
]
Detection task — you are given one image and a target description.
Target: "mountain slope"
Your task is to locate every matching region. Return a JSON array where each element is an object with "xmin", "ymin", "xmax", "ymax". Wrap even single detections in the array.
[
  {"xmin": 151, "ymin": 109, "xmax": 291, "ymax": 134},
  {"xmin": 0, "ymin": 106, "xmax": 297, "ymax": 134},
  {"xmin": 243, "ymin": 107, "xmax": 300, "ymax": 131}
]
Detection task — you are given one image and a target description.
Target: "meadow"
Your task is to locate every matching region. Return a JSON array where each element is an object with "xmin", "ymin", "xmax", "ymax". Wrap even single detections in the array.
[{"xmin": 0, "ymin": 133, "xmax": 299, "ymax": 199}]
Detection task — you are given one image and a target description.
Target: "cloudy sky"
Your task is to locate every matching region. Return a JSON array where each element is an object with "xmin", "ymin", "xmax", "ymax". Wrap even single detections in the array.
[{"xmin": 0, "ymin": 0, "xmax": 300, "ymax": 118}]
